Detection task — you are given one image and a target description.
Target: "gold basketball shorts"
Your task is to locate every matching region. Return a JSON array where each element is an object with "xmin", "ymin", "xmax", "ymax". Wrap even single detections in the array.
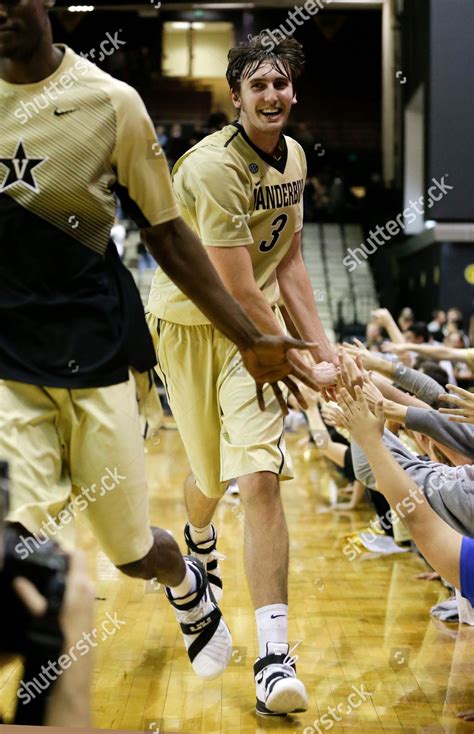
[
  {"xmin": 146, "ymin": 307, "xmax": 293, "ymax": 499},
  {"xmin": 0, "ymin": 374, "xmax": 153, "ymax": 566}
]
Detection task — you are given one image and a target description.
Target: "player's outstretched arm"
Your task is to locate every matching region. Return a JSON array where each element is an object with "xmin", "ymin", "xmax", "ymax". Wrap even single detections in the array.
[
  {"xmin": 276, "ymin": 230, "xmax": 338, "ymax": 366},
  {"xmin": 141, "ymin": 218, "xmax": 319, "ymax": 403},
  {"xmin": 338, "ymin": 386, "xmax": 463, "ymax": 590}
]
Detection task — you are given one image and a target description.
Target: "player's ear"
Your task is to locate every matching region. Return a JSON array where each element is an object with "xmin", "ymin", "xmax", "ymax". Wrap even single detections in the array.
[
  {"xmin": 230, "ymin": 88, "xmax": 241, "ymax": 110},
  {"xmin": 291, "ymin": 92, "xmax": 298, "ymax": 106}
]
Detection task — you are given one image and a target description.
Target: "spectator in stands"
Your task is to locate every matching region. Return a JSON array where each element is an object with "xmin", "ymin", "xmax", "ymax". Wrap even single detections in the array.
[
  {"xmin": 365, "ymin": 320, "xmax": 384, "ymax": 350},
  {"xmin": 137, "ymin": 240, "xmax": 156, "ymax": 286},
  {"xmin": 156, "ymin": 124, "xmax": 169, "ymax": 149},
  {"xmin": 403, "ymin": 321, "xmax": 430, "ymax": 346},
  {"xmin": 398, "ymin": 307, "xmax": 414, "ymax": 333},
  {"xmin": 164, "ymin": 124, "xmax": 189, "ymax": 168},
  {"xmin": 207, "ymin": 112, "xmax": 229, "ymax": 132},
  {"xmin": 428, "ymin": 309, "xmax": 446, "ymax": 341},
  {"xmin": 110, "ymin": 216, "xmax": 126, "ymax": 261},
  {"xmin": 447, "ymin": 307, "xmax": 464, "ymax": 333}
]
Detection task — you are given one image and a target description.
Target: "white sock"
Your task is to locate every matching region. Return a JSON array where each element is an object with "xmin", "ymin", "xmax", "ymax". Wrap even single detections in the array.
[
  {"xmin": 189, "ymin": 522, "xmax": 213, "ymax": 545},
  {"xmin": 255, "ymin": 604, "xmax": 289, "ymax": 658},
  {"xmin": 169, "ymin": 563, "xmax": 198, "ymax": 599}
]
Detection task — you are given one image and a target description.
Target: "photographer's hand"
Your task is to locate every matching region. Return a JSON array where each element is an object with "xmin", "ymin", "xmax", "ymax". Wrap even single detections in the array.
[
  {"xmin": 44, "ymin": 550, "xmax": 95, "ymax": 728},
  {"xmin": 13, "ymin": 577, "xmax": 48, "ymax": 617}
]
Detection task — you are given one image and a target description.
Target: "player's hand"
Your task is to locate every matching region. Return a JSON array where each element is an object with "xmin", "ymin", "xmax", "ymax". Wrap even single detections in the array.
[
  {"xmin": 315, "ymin": 347, "xmax": 339, "ymax": 368},
  {"xmin": 438, "ymin": 384, "xmax": 474, "ymax": 424},
  {"xmin": 239, "ymin": 334, "xmax": 329, "ymax": 415}
]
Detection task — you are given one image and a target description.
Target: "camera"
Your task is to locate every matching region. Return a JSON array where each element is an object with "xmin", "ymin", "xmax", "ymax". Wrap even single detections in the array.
[{"xmin": 0, "ymin": 460, "xmax": 69, "ymax": 658}]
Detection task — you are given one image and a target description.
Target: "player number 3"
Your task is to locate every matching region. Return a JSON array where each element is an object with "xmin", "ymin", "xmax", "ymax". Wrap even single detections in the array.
[{"xmin": 258, "ymin": 213, "xmax": 288, "ymax": 252}]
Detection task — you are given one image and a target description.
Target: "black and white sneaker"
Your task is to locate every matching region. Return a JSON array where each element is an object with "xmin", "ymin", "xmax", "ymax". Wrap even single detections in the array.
[
  {"xmin": 184, "ymin": 522, "xmax": 224, "ymax": 602},
  {"xmin": 164, "ymin": 556, "xmax": 232, "ymax": 680},
  {"xmin": 254, "ymin": 642, "xmax": 308, "ymax": 716}
]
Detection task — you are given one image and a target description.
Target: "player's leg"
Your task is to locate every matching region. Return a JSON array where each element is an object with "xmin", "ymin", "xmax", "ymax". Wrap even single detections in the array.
[
  {"xmin": 0, "ymin": 380, "xmax": 77, "ymax": 553},
  {"xmin": 183, "ymin": 473, "xmax": 223, "ymax": 600},
  {"xmin": 217, "ymin": 314, "xmax": 308, "ymax": 716},
  {"xmin": 238, "ymin": 471, "xmax": 288, "ymax": 608},
  {"xmin": 67, "ymin": 374, "xmax": 231, "ymax": 680},
  {"xmin": 149, "ymin": 314, "xmax": 228, "ymax": 601}
]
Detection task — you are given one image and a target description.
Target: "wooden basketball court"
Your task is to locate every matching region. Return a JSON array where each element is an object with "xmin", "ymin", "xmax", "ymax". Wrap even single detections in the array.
[{"xmin": 1, "ymin": 424, "xmax": 473, "ymax": 733}]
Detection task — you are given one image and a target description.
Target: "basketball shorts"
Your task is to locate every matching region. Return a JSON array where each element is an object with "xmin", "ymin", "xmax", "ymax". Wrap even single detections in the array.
[
  {"xmin": 0, "ymin": 374, "xmax": 154, "ymax": 566},
  {"xmin": 146, "ymin": 307, "xmax": 293, "ymax": 499}
]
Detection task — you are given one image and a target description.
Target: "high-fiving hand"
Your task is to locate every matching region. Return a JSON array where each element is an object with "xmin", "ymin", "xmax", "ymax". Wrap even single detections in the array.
[
  {"xmin": 338, "ymin": 386, "xmax": 385, "ymax": 446},
  {"xmin": 241, "ymin": 334, "xmax": 338, "ymax": 415},
  {"xmin": 438, "ymin": 384, "xmax": 474, "ymax": 424}
]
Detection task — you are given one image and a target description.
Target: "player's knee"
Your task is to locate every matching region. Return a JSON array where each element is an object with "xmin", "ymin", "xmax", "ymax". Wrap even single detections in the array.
[
  {"xmin": 239, "ymin": 472, "xmax": 280, "ymax": 510},
  {"xmin": 116, "ymin": 528, "xmax": 181, "ymax": 580},
  {"xmin": 116, "ymin": 555, "xmax": 152, "ymax": 580}
]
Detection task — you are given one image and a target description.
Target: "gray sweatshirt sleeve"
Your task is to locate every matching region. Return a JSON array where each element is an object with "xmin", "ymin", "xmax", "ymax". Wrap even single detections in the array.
[
  {"xmin": 352, "ymin": 429, "xmax": 474, "ymax": 536},
  {"xmin": 406, "ymin": 407, "xmax": 474, "ymax": 460},
  {"xmin": 393, "ymin": 363, "xmax": 444, "ymax": 406},
  {"xmin": 351, "ymin": 430, "xmax": 421, "ymax": 492}
]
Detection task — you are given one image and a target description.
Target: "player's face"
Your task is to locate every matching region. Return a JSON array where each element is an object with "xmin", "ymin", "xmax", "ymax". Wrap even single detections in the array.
[
  {"xmin": 234, "ymin": 62, "xmax": 296, "ymax": 136},
  {"xmin": 0, "ymin": 0, "xmax": 49, "ymax": 59}
]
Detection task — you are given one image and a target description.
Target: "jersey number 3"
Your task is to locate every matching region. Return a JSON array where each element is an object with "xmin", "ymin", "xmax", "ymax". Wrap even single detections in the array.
[{"xmin": 258, "ymin": 214, "xmax": 288, "ymax": 253}]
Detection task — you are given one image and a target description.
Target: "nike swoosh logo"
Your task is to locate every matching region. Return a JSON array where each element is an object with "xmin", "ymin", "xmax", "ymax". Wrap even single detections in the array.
[
  {"xmin": 270, "ymin": 614, "xmax": 285, "ymax": 619},
  {"xmin": 54, "ymin": 108, "xmax": 78, "ymax": 116}
]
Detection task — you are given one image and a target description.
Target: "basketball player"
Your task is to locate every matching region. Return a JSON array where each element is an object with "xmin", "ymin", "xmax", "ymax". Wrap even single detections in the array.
[
  {"xmin": 147, "ymin": 35, "xmax": 338, "ymax": 714},
  {"xmin": 0, "ymin": 2, "xmax": 320, "ymax": 684}
]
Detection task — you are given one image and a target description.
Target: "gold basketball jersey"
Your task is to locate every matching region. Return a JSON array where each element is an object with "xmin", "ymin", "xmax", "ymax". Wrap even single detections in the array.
[{"xmin": 147, "ymin": 122, "xmax": 307, "ymax": 325}]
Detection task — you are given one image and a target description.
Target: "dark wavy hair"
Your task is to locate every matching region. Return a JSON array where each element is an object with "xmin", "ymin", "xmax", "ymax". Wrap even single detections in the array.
[{"xmin": 226, "ymin": 33, "xmax": 305, "ymax": 94}]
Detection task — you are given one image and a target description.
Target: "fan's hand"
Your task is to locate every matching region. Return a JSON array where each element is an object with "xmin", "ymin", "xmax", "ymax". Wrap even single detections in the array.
[{"xmin": 438, "ymin": 384, "xmax": 474, "ymax": 424}]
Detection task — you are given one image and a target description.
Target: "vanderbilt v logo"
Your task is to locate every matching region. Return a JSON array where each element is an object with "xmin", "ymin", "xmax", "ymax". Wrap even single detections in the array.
[
  {"xmin": 0, "ymin": 140, "xmax": 47, "ymax": 193},
  {"xmin": 13, "ymin": 158, "xmax": 29, "ymax": 180}
]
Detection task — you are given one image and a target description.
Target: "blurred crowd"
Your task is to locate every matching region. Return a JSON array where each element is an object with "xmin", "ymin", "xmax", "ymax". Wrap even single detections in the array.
[{"xmin": 152, "ymin": 117, "xmax": 377, "ymax": 223}]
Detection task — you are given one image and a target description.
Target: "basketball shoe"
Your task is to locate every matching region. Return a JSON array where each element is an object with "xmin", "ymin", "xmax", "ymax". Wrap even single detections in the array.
[
  {"xmin": 164, "ymin": 556, "xmax": 232, "ymax": 680},
  {"xmin": 184, "ymin": 522, "xmax": 224, "ymax": 602},
  {"xmin": 254, "ymin": 642, "xmax": 308, "ymax": 716}
]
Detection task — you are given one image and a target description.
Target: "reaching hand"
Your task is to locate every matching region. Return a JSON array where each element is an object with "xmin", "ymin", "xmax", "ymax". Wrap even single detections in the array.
[
  {"xmin": 371, "ymin": 308, "xmax": 391, "ymax": 324},
  {"xmin": 337, "ymin": 348, "xmax": 364, "ymax": 399},
  {"xmin": 338, "ymin": 386, "xmax": 385, "ymax": 445},
  {"xmin": 359, "ymin": 368, "xmax": 386, "ymax": 413},
  {"xmin": 343, "ymin": 339, "xmax": 385, "ymax": 372},
  {"xmin": 320, "ymin": 402, "xmax": 346, "ymax": 430},
  {"xmin": 381, "ymin": 341, "xmax": 408, "ymax": 354},
  {"xmin": 438, "ymin": 384, "xmax": 474, "ymax": 424},
  {"xmin": 239, "ymin": 334, "xmax": 321, "ymax": 414}
]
